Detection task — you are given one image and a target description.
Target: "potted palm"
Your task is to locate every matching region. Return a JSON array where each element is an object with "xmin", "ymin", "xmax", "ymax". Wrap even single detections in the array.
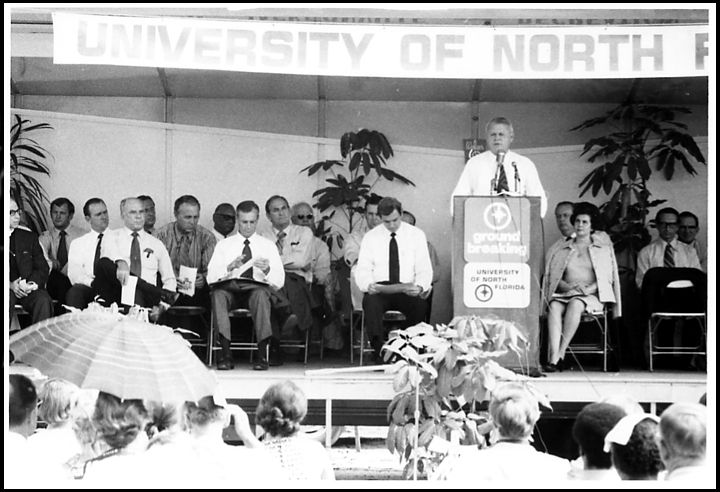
[{"xmin": 10, "ymin": 114, "xmax": 53, "ymax": 233}]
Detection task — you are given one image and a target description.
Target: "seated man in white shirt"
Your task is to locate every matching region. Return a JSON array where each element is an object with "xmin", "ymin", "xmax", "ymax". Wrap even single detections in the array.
[
  {"xmin": 355, "ymin": 197, "xmax": 433, "ymax": 362},
  {"xmin": 207, "ymin": 200, "xmax": 285, "ymax": 371},
  {"xmin": 92, "ymin": 197, "xmax": 178, "ymax": 321},
  {"xmin": 66, "ymin": 198, "xmax": 111, "ymax": 309}
]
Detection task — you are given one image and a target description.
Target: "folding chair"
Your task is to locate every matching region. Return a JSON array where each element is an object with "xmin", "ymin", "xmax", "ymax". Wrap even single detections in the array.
[
  {"xmin": 351, "ymin": 308, "xmax": 406, "ymax": 366},
  {"xmin": 164, "ymin": 305, "xmax": 210, "ymax": 361},
  {"xmin": 641, "ymin": 267, "xmax": 707, "ymax": 372},
  {"xmin": 567, "ymin": 304, "xmax": 610, "ymax": 372},
  {"xmin": 208, "ymin": 308, "xmax": 265, "ymax": 366}
]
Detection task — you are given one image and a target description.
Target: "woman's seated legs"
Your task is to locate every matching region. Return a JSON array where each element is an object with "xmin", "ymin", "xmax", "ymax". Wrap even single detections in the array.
[
  {"xmin": 558, "ymin": 298, "xmax": 586, "ymax": 360},
  {"xmin": 547, "ymin": 300, "xmax": 566, "ymax": 364}
]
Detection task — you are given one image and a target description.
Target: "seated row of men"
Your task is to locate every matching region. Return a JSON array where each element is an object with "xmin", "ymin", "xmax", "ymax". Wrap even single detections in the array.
[{"xmin": 10, "ymin": 193, "xmax": 439, "ymax": 370}]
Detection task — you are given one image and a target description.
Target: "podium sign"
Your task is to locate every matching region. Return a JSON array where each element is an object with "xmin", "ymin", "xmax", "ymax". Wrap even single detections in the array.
[{"xmin": 453, "ymin": 196, "xmax": 542, "ymax": 371}]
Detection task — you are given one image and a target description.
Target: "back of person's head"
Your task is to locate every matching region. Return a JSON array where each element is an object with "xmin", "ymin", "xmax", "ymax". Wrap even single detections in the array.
[
  {"xmin": 9, "ymin": 374, "xmax": 38, "ymax": 431},
  {"xmin": 610, "ymin": 417, "xmax": 663, "ymax": 480},
  {"xmin": 184, "ymin": 396, "xmax": 224, "ymax": 430},
  {"xmin": 92, "ymin": 391, "xmax": 149, "ymax": 450},
  {"xmin": 255, "ymin": 380, "xmax": 307, "ymax": 438},
  {"xmin": 38, "ymin": 378, "xmax": 80, "ymax": 426},
  {"xmin": 489, "ymin": 383, "xmax": 540, "ymax": 440},
  {"xmin": 573, "ymin": 402, "xmax": 626, "ymax": 469},
  {"xmin": 146, "ymin": 401, "xmax": 185, "ymax": 435},
  {"xmin": 377, "ymin": 197, "xmax": 402, "ymax": 217},
  {"xmin": 659, "ymin": 402, "xmax": 706, "ymax": 465},
  {"xmin": 598, "ymin": 395, "xmax": 645, "ymax": 416}
]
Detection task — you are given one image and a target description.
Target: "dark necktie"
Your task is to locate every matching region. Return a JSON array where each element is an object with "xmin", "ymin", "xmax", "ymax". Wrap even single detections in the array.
[
  {"xmin": 178, "ymin": 234, "xmax": 192, "ymax": 268},
  {"xmin": 57, "ymin": 230, "xmax": 68, "ymax": 269},
  {"xmin": 495, "ymin": 164, "xmax": 509, "ymax": 194},
  {"xmin": 663, "ymin": 242, "xmax": 675, "ymax": 268},
  {"xmin": 276, "ymin": 231, "xmax": 286, "ymax": 255},
  {"xmin": 130, "ymin": 231, "xmax": 142, "ymax": 277},
  {"xmin": 389, "ymin": 232, "xmax": 400, "ymax": 284},
  {"xmin": 93, "ymin": 233, "xmax": 104, "ymax": 275},
  {"xmin": 241, "ymin": 239, "xmax": 253, "ymax": 278}
]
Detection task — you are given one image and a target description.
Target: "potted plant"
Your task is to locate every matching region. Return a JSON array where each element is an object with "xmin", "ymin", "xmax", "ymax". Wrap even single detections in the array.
[
  {"xmin": 10, "ymin": 114, "xmax": 53, "ymax": 233},
  {"xmin": 300, "ymin": 128, "xmax": 415, "ymax": 256},
  {"xmin": 383, "ymin": 316, "xmax": 550, "ymax": 479},
  {"xmin": 570, "ymin": 99, "xmax": 706, "ymax": 267}
]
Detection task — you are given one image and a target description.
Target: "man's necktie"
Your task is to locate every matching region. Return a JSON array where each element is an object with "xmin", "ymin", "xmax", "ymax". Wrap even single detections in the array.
[
  {"xmin": 130, "ymin": 232, "xmax": 142, "ymax": 277},
  {"xmin": 389, "ymin": 232, "xmax": 400, "ymax": 284},
  {"xmin": 178, "ymin": 234, "xmax": 192, "ymax": 268},
  {"xmin": 495, "ymin": 164, "xmax": 509, "ymax": 194},
  {"xmin": 663, "ymin": 243, "xmax": 675, "ymax": 268},
  {"xmin": 93, "ymin": 233, "xmax": 104, "ymax": 275},
  {"xmin": 241, "ymin": 239, "xmax": 253, "ymax": 278},
  {"xmin": 276, "ymin": 231, "xmax": 286, "ymax": 255},
  {"xmin": 57, "ymin": 230, "xmax": 68, "ymax": 269}
]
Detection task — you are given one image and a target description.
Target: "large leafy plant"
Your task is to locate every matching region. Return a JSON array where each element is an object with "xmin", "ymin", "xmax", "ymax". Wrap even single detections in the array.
[
  {"xmin": 300, "ymin": 129, "xmax": 414, "ymax": 256},
  {"xmin": 383, "ymin": 316, "xmax": 549, "ymax": 479},
  {"xmin": 571, "ymin": 100, "xmax": 706, "ymax": 260},
  {"xmin": 10, "ymin": 115, "xmax": 53, "ymax": 233}
]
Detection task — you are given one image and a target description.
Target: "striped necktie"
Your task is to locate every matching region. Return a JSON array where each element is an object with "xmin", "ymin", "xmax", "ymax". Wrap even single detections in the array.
[{"xmin": 663, "ymin": 242, "xmax": 675, "ymax": 268}]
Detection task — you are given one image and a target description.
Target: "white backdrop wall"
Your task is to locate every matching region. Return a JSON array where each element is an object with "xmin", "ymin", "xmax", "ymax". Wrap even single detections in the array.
[{"xmin": 9, "ymin": 108, "xmax": 709, "ymax": 324}]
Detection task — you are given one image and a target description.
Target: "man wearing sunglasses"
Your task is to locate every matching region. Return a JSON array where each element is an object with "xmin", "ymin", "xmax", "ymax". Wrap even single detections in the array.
[{"xmin": 636, "ymin": 207, "xmax": 701, "ymax": 289}]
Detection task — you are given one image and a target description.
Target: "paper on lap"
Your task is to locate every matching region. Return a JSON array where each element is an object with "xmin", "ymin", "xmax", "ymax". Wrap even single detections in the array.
[
  {"xmin": 178, "ymin": 265, "xmax": 197, "ymax": 296},
  {"xmin": 121, "ymin": 276, "xmax": 138, "ymax": 305}
]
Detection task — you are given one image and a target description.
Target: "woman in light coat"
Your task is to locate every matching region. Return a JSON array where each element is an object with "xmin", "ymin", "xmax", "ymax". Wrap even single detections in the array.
[{"xmin": 541, "ymin": 202, "xmax": 621, "ymax": 372}]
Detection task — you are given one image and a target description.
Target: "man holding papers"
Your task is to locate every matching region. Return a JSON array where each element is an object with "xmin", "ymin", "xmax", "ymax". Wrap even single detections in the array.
[{"xmin": 207, "ymin": 200, "xmax": 285, "ymax": 371}]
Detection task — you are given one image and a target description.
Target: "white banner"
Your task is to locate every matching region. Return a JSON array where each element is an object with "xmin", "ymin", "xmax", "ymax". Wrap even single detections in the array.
[{"xmin": 52, "ymin": 13, "xmax": 709, "ymax": 79}]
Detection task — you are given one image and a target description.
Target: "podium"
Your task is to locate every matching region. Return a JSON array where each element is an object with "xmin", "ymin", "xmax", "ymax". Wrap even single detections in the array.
[{"xmin": 452, "ymin": 196, "xmax": 542, "ymax": 371}]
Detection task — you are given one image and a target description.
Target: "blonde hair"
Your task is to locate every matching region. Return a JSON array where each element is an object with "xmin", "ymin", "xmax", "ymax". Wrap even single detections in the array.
[
  {"xmin": 255, "ymin": 380, "xmax": 307, "ymax": 437},
  {"xmin": 489, "ymin": 382, "xmax": 539, "ymax": 439},
  {"xmin": 659, "ymin": 403, "xmax": 706, "ymax": 461},
  {"xmin": 39, "ymin": 378, "xmax": 79, "ymax": 425}
]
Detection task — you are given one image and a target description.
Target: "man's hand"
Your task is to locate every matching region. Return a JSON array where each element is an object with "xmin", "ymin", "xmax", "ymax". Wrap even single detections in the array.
[
  {"xmin": 115, "ymin": 261, "xmax": 130, "ymax": 285},
  {"xmin": 403, "ymin": 284, "xmax": 423, "ymax": 297},
  {"xmin": 51, "ymin": 258, "xmax": 62, "ymax": 271},
  {"xmin": 10, "ymin": 279, "xmax": 27, "ymax": 298},
  {"xmin": 368, "ymin": 282, "xmax": 380, "ymax": 295},
  {"xmin": 194, "ymin": 273, "xmax": 206, "ymax": 290},
  {"xmin": 253, "ymin": 258, "xmax": 270, "ymax": 274},
  {"xmin": 226, "ymin": 255, "xmax": 246, "ymax": 272},
  {"xmin": 225, "ymin": 404, "xmax": 262, "ymax": 449}
]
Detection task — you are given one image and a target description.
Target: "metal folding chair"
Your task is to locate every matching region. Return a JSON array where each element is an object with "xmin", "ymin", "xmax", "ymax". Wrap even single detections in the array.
[{"xmin": 567, "ymin": 304, "xmax": 610, "ymax": 372}]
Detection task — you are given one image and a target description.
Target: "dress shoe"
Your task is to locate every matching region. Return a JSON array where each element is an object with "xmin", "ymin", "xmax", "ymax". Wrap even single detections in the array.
[
  {"xmin": 556, "ymin": 358, "xmax": 566, "ymax": 371},
  {"xmin": 216, "ymin": 359, "xmax": 234, "ymax": 371},
  {"xmin": 253, "ymin": 358, "xmax": 269, "ymax": 371},
  {"xmin": 542, "ymin": 363, "xmax": 558, "ymax": 373},
  {"xmin": 161, "ymin": 290, "xmax": 180, "ymax": 306}
]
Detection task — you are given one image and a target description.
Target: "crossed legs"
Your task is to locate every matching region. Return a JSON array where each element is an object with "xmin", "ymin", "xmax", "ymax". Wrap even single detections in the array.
[{"xmin": 547, "ymin": 298, "xmax": 586, "ymax": 365}]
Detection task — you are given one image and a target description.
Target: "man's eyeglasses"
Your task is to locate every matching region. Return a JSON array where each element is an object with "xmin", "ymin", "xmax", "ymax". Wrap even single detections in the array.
[
  {"xmin": 656, "ymin": 222, "xmax": 678, "ymax": 228},
  {"xmin": 10, "ymin": 209, "xmax": 21, "ymax": 216},
  {"xmin": 214, "ymin": 213, "xmax": 235, "ymax": 220},
  {"xmin": 679, "ymin": 225, "xmax": 697, "ymax": 230},
  {"xmin": 295, "ymin": 214, "xmax": 313, "ymax": 220}
]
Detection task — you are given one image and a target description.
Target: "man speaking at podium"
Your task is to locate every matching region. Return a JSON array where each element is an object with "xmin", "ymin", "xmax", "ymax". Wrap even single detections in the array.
[{"xmin": 451, "ymin": 117, "xmax": 547, "ymax": 218}]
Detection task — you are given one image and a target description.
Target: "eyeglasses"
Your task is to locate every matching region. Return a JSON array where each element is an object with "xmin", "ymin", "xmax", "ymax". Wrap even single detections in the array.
[
  {"xmin": 10, "ymin": 209, "xmax": 21, "ymax": 216},
  {"xmin": 679, "ymin": 225, "xmax": 697, "ymax": 230},
  {"xmin": 295, "ymin": 214, "xmax": 313, "ymax": 220},
  {"xmin": 656, "ymin": 222, "xmax": 678, "ymax": 228},
  {"xmin": 214, "ymin": 213, "xmax": 235, "ymax": 220}
]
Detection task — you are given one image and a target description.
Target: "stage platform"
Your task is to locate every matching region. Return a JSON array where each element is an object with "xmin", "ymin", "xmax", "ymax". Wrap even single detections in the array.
[{"xmin": 213, "ymin": 356, "xmax": 707, "ymax": 446}]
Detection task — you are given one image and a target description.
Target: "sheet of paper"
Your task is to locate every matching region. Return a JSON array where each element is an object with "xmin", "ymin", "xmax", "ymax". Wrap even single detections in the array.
[
  {"xmin": 222, "ymin": 259, "xmax": 254, "ymax": 281},
  {"xmin": 121, "ymin": 275, "xmax": 138, "ymax": 306},
  {"xmin": 178, "ymin": 265, "xmax": 197, "ymax": 296}
]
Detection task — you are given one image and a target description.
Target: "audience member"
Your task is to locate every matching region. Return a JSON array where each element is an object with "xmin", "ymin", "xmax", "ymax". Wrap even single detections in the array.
[
  {"xmin": 66, "ymin": 198, "xmax": 111, "ymax": 309},
  {"xmin": 207, "ymin": 200, "xmax": 285, "ymax": 371},
  {"xmin": 542, "ymin": 202, "xmax": 621, "ymax": 372},
  {"xmin": 677, "ymin": 211, "xmax": 706, "ymax": 272},
  {"xmin": 10, "ymin": 197, "xmax": 54, "ymax": 325},
  {"xmin": 211, "ymin": 202, "xmax": 237, "ymax": 242},
  {"xmin": 8, "ymin": 374, "xmax": 40, "ymax": 487},
  {"xmin": 256, "ymin": 380, "xmax": 335, "ymax": 480},
  {"xmin": 137, "ymin": 194, "xmax": 157, "ymax": 235},
  {"xmin": 401, "ymin": 210, "xmax": 440, "ymax": 321},
  {"xmin": 355, "ymin": 197, "xmax": 433, "ymax": 361},
  {"xmin": 39, "ymin": 197, "xmax": 86, "ymax": 307},
  {"xmin": 260, "ymin": 195, "xmax": 315, "ymax": 353},
  {"xmin": 435, "ymin": 382, "xmax": 569, "ymax": 481},
  {"xmin": 636, "ymin": 207, "xmax": 701, "ymax": 289},
  {"xmin": 658, "ymin": 402, "xmax": 708, "ymax": 482},
  {"xmin": 27, "ymin": 378, "xmax": 82, "ymax": 470},
  {"xmin": 569, "ymin": 402, "xmax": 626, "ymax": 480},
  {"xmin": 92, "ymin": 197, "xmax": 178, "ymax": 321},
  {"xmin": 598, "ymin": 395, "xmax": 644, "ymax": 416},
  {"xmin": 451, "ymin": 116, "xmax": 547, "ymax": 217},
  {"xmin": 81, "ymin": 391, "xmax": 150, "ymax": 485},
  {"xmin": 605, "ymin": 413, "xmax": 663, "ymax": 480},
  {"xmin": 343, "ymin": 194, "xmax": 383, "ymax": 314},
  {"xmin": 546, "ymin": 201, "xmax": 575, "ymax": 260},
  {"xmin": 155, "ymin": 195, "xmax": 217, "ymax": 311}
]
